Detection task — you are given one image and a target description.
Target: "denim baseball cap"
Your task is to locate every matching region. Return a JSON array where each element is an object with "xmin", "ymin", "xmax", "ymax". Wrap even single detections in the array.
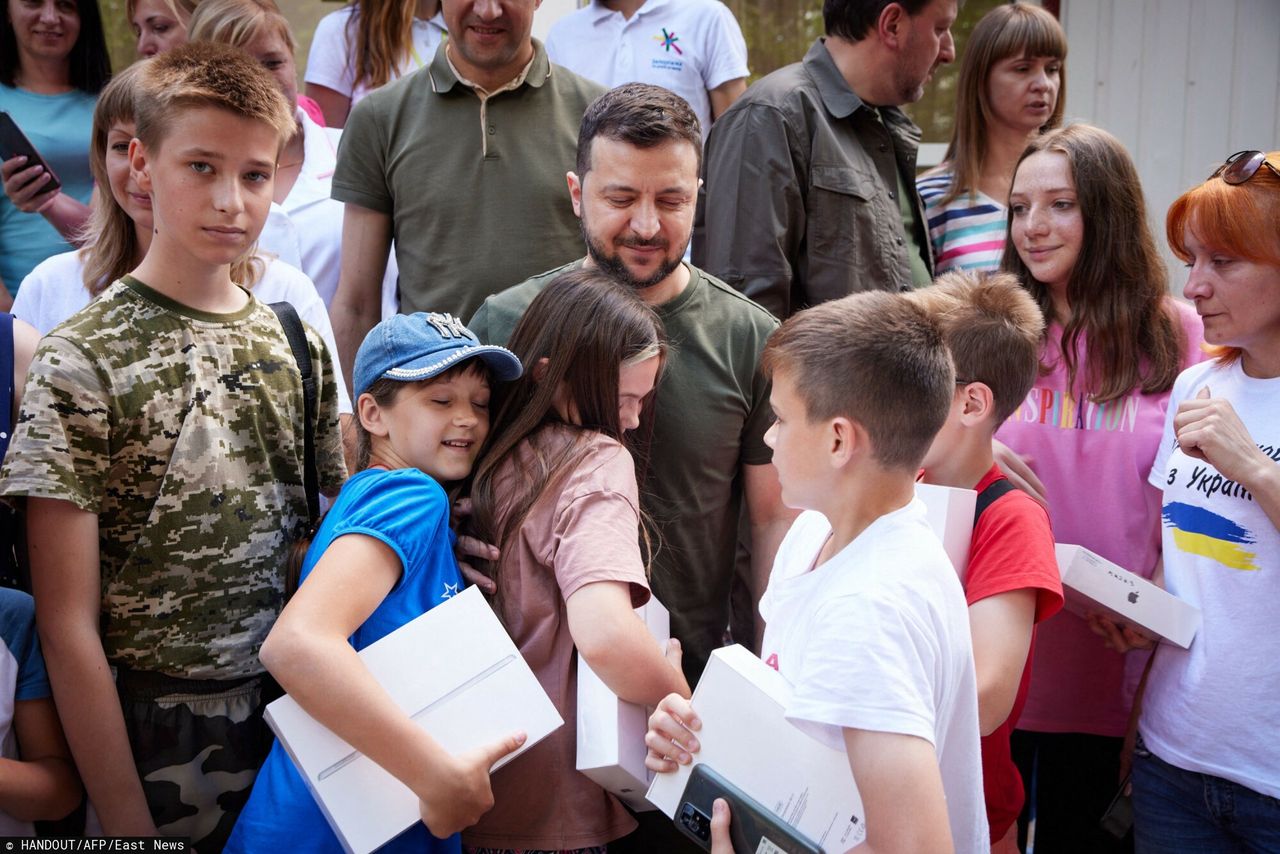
[{"xmin": 353, "ymin": 311, "xmax": 523, "ymax": 397}]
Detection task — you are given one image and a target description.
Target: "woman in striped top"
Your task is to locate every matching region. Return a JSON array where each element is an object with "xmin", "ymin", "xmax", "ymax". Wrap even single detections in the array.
[{"xmin": 918, "ymin": 3, "xmax": 1067, "ymax": 274}]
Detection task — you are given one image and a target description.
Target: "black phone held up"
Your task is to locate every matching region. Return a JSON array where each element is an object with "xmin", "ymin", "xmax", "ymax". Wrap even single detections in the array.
[
  {"xmin": 0, "ymin": 111, "xmax": 62, "ymax": 194},
  {"xmin": 676, "ymin": 764, "xmax": 823, "ymax": 854}
]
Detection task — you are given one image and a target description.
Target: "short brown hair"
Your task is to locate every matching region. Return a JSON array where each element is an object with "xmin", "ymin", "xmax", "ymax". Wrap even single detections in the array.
[
  {"xmin": 577, "ymin": 83, "xmax": 703, "ymax": 177},
  {"xmin": 133, "ymin": 41, "xmax": 294, "ymax": 152},
  {"xmin": 762, "ymin": 291, "xmax": 954, "ymax": 471},
  {"xmin": 909, "ymin": 271, "xmax": 1045, "ymax": 424}
]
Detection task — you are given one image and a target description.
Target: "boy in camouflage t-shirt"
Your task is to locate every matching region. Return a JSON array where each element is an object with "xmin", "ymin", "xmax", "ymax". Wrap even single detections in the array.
[{"xmin": 0, "ymin": 45, "xmax": 345, "ymax": 850}]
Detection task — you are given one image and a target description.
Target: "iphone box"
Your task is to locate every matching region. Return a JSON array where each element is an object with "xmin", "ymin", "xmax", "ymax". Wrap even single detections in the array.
[
  {"xmin": 264, "ymin": 586, "xmax": 563, "ymax": 854},
  {"xmin": 916, "ymin": 481, "xmax": 978, "ymax": 579},
  {"xmin": 576, "ymin": 597, "xmax": 670, "ymax": 811},
  {"xmin": 646, "ymin": 645, "xmax": 867, "ymax": 853},
  {"xmin": 1056, "ymin": 544, "xmax": 1201, "ymax": 648}
]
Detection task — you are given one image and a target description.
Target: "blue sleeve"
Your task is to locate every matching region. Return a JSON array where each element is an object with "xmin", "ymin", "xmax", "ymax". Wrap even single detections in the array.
[
  {"xmin": 0, "ymin": 588, "xmax": 50, "ymax": 701},
  {"xmin": 328, "ymin": 470, "xmax": 453, "ymax": 590}
]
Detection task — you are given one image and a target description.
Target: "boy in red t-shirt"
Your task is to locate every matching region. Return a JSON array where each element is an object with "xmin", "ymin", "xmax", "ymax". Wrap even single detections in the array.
[{"xmin": 910, "ymin": 272, "xmax": 1065, "ymax": 852}]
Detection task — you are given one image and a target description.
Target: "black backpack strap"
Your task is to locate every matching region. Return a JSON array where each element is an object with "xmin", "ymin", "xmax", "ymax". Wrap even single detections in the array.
[
  {"xmin": 268, "ymin": 302, "xmax": 319, "ymax": 527},
  {"xmin": 973, "ymin": 476, "xmax": 1018, "ymax": 528}
]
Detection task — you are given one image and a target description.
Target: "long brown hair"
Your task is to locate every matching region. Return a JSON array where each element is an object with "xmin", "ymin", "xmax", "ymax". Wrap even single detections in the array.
[
  {"xmin": 346, "ymin": 0, "xmax": 423, "ymax": 93},
  {"xmin": 936, "ymin": 3, "xmax": 1067, "ymax": 207},
  {"xmin": 468, "ymin": 269, "xmax": 665, "ymax": 612},
  {"xmin": 1166, "ymin": 151, "xmax": 1280, "ymax": 366},
  {"xmin": 1000, "ymin": 124, "xmax": 1183, "ymax": 403}
]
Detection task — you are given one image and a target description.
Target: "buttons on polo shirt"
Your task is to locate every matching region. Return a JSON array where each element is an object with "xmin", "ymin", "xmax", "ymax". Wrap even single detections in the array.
[
  {"xmin": 888, "ymin": 190, "xmax": 896, "ymax": 200},
  {"xmin": 488, "ymin": 125, "xmax": 495, "ymax": 135}
]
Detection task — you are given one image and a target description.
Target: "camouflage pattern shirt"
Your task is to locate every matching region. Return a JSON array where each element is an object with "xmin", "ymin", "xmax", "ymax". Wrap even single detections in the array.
[{"xmin": 0, "ymin": 276, "xmax": 347, "ymax": 679}]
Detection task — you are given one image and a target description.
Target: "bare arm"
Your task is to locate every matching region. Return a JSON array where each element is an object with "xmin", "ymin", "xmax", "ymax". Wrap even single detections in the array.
[
  {"xmin": 967, "ymin": 589, "xmax": 1036, "ymax": 736},
  {"xmin": 566, "ymin": 581, "xmax": 690, "ymax": 705},
  {"xmin": 260, "ymin": 533, "xmax": 524, "ymax": 836},
  {"xmin": 743, "ymin": 463, "xmax": 797, "ymax": 652},
  {"xmin": 10, "ymin": 317, "xmax": 39, "ymax": 414},
  {"xmin": 1175, "ymin": 388, "xmax": 1280, "ymax": 531},
  {"xmin": 0, "ymin": 697, "xmax": 81, "ymax": 821},
  {"xmin": 331, "ymin": 204, "xmax": 392, "ymax": 393},
  {"xmin": 306, "ymin": 83, "xmax": 352, "ymax": 129},
  {"xmin": 1, "ymin": 157, "xmax": 91, "ymax": 243},
  {"xmin": 28, "ymin": 498, "xmax": 157, "ymax": 835},
  {"xmin": 842, "ymin": 728, "xmax": 954, "ymax": 854},
  {"xmin": 708, "ymin": 78, "xmax": 747, "ymax": 121}
]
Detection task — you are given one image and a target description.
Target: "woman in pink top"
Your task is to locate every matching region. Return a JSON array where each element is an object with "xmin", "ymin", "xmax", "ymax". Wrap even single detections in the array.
[
  {"xmin": 994, "ymin": 124, "xmax": 1204, "ymax": 853},
  {"xmin": 464, "ymin": 268, "xmax": 691, "ymax": 854}
]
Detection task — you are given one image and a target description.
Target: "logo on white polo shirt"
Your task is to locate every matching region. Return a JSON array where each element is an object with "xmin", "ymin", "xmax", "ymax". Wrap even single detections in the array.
[{"xmin": 652, "ymin": 27, "xmax": 686, "ymax": 72}]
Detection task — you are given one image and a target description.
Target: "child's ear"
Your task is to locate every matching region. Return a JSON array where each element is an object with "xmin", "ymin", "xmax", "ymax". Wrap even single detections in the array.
[
  {"xmin": 357, "ymin": 392, "xmax": 391, "ymax": 437},
  {"xmin": 531, "ymin": 356, "xmax": 550, "ymax": 383},
  {"xmin": 129, "ymin": 138, "xmax": 152, "ymax": 194},
  {"xmin": 829, "ymin": 416, "xmax": 859, "ymax": 466},
  {"xmin": 958, "ymin": 382, "xmax": 995, "ymax": 426}
]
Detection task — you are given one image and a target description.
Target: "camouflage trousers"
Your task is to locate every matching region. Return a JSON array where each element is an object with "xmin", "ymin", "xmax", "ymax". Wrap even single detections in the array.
[{"xmin": 116, "ymin": 667, "xmax": 281, "ymax": 853}]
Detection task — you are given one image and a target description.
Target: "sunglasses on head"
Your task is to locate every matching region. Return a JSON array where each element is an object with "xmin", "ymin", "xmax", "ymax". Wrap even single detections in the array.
[{"xmin": 1209, "ymin": 150, "xmax": 1280, "ymax": 185}]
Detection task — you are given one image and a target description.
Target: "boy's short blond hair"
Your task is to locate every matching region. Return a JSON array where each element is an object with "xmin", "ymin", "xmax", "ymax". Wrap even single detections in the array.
[
  {"xmin": 133, "ymin": 41, "xmax": 294, "ymax": 152},
  {"xmin": 762, "ymin": 291, "xmax": 955, "ymax": 472},
  {"xmin": 909, "ymin": 271, "xmax": 1045, "ymax": 425}
]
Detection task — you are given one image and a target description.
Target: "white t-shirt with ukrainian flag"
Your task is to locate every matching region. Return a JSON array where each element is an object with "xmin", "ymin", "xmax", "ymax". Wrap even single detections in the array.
[{"xmin": 1143, "ymin": 357, "xmax": 1280, "ymax": 799}]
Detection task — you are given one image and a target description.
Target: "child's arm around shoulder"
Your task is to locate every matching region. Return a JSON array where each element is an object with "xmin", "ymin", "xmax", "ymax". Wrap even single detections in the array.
[
  {"xmin": 260, "ymin": 481, "xmax": 523, "ymax": 837},
  {"xmin": 0, "ymin": 588, "xmax": 80, "ymax": 822}
]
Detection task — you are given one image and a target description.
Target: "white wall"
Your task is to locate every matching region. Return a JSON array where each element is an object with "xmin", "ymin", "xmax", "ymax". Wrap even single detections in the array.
[{"xmin": 1060, "ymin": 0, "xmax": 1280, "ymax": 286}]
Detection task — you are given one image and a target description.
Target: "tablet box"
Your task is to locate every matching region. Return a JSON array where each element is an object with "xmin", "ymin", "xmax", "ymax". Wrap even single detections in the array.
[
  {"xmin": 646, "ymin": 645, "xmax": 866, "ymax": 853},
  {"xmin": 264, "ymin": 585, "xmax": 564, "ymax": 854},
  {"xmin": 576, "ymin": 597, "xmax": 670, "ymax": 811},
  {"xmin": 1055, "ymin": 544, "xmax": 1202, "ymax": 648},
  {"xmin": 916, "ymin": 481, "xmax": 977, "ymax": 580}
]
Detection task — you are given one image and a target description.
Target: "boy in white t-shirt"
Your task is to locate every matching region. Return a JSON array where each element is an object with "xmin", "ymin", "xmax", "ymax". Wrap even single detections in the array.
[{"xmin": 645, "ymin": 291, "xmax": 989, "ymax": 853}]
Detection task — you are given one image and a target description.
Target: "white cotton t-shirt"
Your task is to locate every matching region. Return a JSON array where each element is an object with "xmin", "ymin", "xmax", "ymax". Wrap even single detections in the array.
[
  {"xmin": 760, "ymin": 503, "xmax": 988, "ymax": 854},
  {"xmin": 1142, "ymin": 358, "xmax": 1280, "ymax": 799},
  {"xmin": 545, "ymin": 0, "xmax": 748, "ymax": 140},
  {"xmin": 14, "ymin": 250, "xmax": 353, "ymax": 414},
  {"xmin": 304, "ymin": 5, "xmax": 445, "ymax": 106}
]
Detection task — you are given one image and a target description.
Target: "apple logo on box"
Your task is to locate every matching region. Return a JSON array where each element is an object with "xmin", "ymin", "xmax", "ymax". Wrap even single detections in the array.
[{"xmin": 1127, "ymin": 591, "xmax": 1139, "ymax": 604}]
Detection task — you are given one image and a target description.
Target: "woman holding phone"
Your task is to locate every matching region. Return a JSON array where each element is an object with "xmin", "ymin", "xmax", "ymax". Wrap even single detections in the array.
[{"xmin": 0, "ymin": 0, "xmax": 109, "ymax": 305}]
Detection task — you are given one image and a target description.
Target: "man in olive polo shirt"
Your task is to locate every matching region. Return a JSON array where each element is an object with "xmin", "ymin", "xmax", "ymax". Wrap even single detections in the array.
[{"xmin": 328, "ymin": 0, "xmax": 605, "ymax": 389}]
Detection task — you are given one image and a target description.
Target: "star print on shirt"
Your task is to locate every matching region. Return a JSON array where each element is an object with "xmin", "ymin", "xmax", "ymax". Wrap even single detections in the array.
[{"xmin": 442, "ymin": 582, "xmax": 459, "ymax": 599}]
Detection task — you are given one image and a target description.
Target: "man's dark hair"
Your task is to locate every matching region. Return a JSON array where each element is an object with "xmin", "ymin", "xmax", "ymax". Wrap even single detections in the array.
[
  {"xmin": 824, "ymin": 0, "xmax": 934, "ymax": 41},
  {"xmin": 576, "ymin": 83, "xmax": 703, "ymax": 177}
]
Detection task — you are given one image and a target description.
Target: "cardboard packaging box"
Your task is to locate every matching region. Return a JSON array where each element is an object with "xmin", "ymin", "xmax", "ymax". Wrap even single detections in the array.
[
  {"xmin": 1056, "ymin": 544, "xmax": 1202, "ymax": 648},
  {"xmin": 646, "ymin": 645, "xmax": 866, "ymax": 853},
  {"xmin": 264, "ymin": 586, "xmax": 563, "ymax": 854},
  {"xmin": 916, "ymin": 481, "xmax": 977, "ymax": 579},
  {"xmin": 576, "ymin": 597, "xmax": 670, "ymax": 811}
]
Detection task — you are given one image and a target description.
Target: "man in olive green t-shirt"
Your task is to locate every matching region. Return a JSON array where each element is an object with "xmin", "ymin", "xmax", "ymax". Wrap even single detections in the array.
[
  {"xmin": 469, "ymin": 84, "xmax": 796, "ymax": 687},
  {"xmin": 328, "ymin": 0, "xmax": 605, "ymax": 391}
]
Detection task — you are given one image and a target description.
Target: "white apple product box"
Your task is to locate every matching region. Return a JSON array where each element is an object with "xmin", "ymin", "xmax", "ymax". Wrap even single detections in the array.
[
  {"xmin": 916, "ymin": 482, "xmax": 977, "ymax": 580},
  {"xmin": 264, "ymin": 585, "xmax": 564, "ymax": 854},
  {"xmin": 646, "ymin": 645, "xmax": 867, "ymax": 853},
  {"xmin": 576, "ymin": 597, "xmax": 670, "ymax": 811},
  {"xmin": 1055, "ymin": 544, "xmax": 1202, "ymax": 649}
]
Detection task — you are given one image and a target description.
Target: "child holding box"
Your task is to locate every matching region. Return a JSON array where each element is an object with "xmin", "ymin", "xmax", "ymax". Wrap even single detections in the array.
[
  {"xmin": 646, "ymin": 291, "xmax": 989, "ymax": 853},
  {"xmin": 0, "ymin": 43, "xmax": 347, "ymax": 848},
  {"xmin": 910, "ymin": 272, "xmax": 1065, "ymax": 852}
]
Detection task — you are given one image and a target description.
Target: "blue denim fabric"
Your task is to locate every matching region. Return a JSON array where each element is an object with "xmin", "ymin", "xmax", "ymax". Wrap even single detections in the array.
[{"xmin": 1133, "ymin": 734, "xmax": 1280, "ymax": 853}]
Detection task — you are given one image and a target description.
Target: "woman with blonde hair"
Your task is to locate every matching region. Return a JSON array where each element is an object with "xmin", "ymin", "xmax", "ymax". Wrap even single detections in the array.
[
  {"xmin": 190, "ymin": 0, "xmax": 398, "ymax": 312},
  {"xmin": 305, "ymin": 0, "xmax": 444, "ymax": 127},
  {"xmin": 128, "ymin": 0, "xmax": 196, "ymax": 57},
  {"xmin": 918, "ymin": 3, "xmax": 1066, "ymax": 274}
]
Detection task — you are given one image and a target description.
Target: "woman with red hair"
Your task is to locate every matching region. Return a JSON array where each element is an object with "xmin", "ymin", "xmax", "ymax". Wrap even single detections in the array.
[{"xmin": 1132, "ymin": 151, "xmax": 1280, "ymax": 850}]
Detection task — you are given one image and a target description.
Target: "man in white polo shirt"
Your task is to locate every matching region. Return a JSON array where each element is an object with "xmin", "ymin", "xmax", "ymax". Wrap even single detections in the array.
[{"xmin": 545, "ymin": 0, "xmax": 748, "ymax": 139}]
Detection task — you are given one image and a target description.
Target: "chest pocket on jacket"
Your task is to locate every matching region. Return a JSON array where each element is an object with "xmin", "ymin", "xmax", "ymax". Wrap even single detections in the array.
[{"xmin": 809, "ymin": 165, "xmax": 879, "ymax": 263}]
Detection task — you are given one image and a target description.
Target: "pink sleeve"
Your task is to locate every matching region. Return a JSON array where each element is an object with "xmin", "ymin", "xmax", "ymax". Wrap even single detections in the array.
[
  {"xmin": 1173, "ymin": 298, "xmax": 1208, "ymax": 369},
  {"xmin": 549, "ymin": 441, "xmax": 651, "ymax": 606}
]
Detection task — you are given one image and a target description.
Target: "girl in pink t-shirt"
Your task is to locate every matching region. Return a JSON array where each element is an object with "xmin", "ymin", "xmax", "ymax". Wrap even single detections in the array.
[
  {"xmin": 464, "ymin": 269, "xmax": 691, "ymax": 854},
  {"xmin": 994, "ymin": 124, "xmax": 1204, "ymax": 853}
]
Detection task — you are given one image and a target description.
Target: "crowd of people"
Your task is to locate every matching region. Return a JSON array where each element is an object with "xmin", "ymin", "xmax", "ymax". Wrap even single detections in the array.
[{"xmin": 0, "ymin": 0, "xmax": 1276, "ymax": 853}]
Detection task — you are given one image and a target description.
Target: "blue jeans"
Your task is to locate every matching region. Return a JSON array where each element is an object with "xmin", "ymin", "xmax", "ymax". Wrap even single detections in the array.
[{"xmin": 1133, "ymin": 735, "xmax": 1280, "ymax": 853}]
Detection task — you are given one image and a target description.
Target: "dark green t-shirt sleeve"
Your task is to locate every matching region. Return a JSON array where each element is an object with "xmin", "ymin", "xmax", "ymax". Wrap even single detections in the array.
[
  {"xmin": 739, "ymin": 350, "xmax": 775, "ymax": 467},
  {"xmin": 331, "ymin": 97, "xmax": 393, "ymax": 214}
]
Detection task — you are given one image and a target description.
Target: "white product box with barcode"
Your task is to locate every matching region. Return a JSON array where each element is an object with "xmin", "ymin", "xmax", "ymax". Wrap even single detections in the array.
[
  {"xmin": 916, "ymin": 481, "xmax": 977, "ymax": 579},
  {"xmin": 576, "ymin": 597, "xmax": 670, "ymax": 811},
  {"xmin": 264, "ymin": 585, "xmax": 563, "ymax": 854},
  {"xmin": 1056, "ymin": 544, "xmax": 1202, "ymax": 648},
  {"xmin": 646, "ymin": 644, "xmax": 866, "ymax": 853}
]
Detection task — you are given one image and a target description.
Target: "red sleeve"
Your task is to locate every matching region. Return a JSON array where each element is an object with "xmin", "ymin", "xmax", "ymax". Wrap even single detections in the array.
[{"xmin": 964, "ymin": 489, "xmax": 1064, "ymax": 624}]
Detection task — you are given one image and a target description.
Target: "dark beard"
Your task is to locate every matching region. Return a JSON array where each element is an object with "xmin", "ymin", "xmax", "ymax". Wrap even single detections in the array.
[{"xmin": 581, "ymin": 219, "xmax": 686, "ymax": 291}]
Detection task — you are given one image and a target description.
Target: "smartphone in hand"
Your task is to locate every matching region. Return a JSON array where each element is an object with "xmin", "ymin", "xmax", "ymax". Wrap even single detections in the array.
[
  {"xmin": 676, "ymin": 764, "xmax": 822, "ymax": 854},
  {"xmin": 0, "ymin": 111, "xmax": 62, "ymax": 194}
]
